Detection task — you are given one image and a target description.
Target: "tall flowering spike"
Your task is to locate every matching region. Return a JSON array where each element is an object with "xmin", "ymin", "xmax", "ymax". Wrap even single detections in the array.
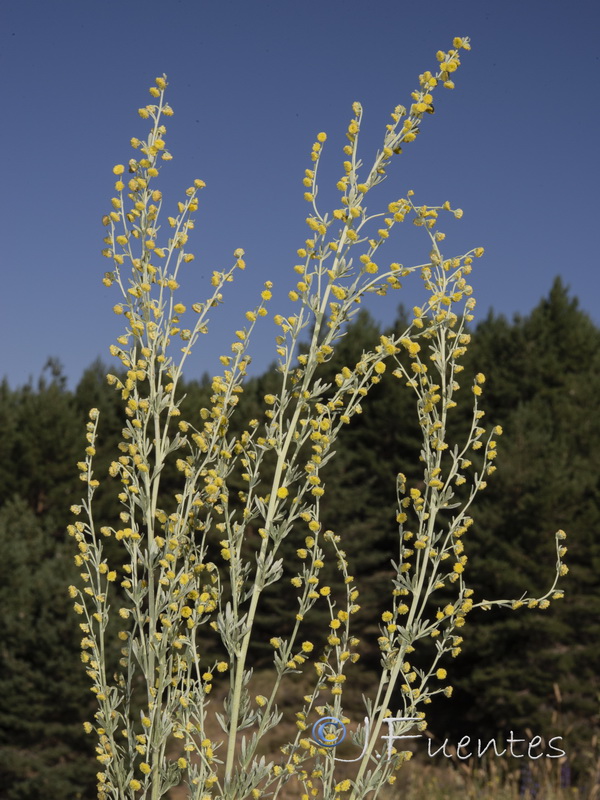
[{"xmin": 72, "ymin": 40, "xmax": 565, "ymax": 800}]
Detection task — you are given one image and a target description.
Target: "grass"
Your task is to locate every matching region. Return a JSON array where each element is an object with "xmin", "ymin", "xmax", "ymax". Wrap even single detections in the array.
[{"xmin": 164, "ymin": 669, "xmax": 595, "ymax": 799}]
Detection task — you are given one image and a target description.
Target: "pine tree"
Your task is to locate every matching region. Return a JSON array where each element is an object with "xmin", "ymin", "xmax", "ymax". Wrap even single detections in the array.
[
  {"xmin": 428, "ymin": 278, "xmax": 600, "ymax": 774},
  {"xmin": 0, "ymin": 497, "xmax": 97, "ymax": 799},
  {"xmin": 0, "ymin": 359, "xmax": 81, "ymax": 521}
]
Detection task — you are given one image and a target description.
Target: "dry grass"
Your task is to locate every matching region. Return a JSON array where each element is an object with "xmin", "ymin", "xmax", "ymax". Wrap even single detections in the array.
[{"xmin": 166, "ymin": 669, "xmax": 597, "ymax": 800}]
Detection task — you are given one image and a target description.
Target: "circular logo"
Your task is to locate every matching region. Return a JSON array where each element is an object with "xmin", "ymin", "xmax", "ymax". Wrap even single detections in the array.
[{"xmin": 311, "ymin": 716, "xmax": 347, "ymax": 748}]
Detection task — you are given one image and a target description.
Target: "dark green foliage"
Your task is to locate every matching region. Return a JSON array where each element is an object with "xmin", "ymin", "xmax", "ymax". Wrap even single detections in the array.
[
  {"xmin": 0, "ymin": 277, "xmax": 598, "ymax": 789},
  {"xmin": 0, "ymin": 497, "xmax": 97, "ymax": 800},
  {"xmin": 428, "ymin": 278, "xmax": 600, "ymax": 774},
  {"xmin": 314, "ymin": 309, "xmax": 425, "ymax": 660},
  {"xmin": 73, "ymin": 358, "xmax": 127, "ymax": 527},
  {"xmin": 0, "ymin": 359, "xmax": 82, "ymax": 523}
]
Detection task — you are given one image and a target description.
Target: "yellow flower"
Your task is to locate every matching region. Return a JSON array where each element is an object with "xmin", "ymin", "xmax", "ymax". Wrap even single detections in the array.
[
  {"xmin": 217, "ymin": 661, "xmax": 228, "ymax": 672},
  {"xmin": 139, "ymin": 762, "xmax": 151, "ymax": 775},
  {"xmin": 113, "ymin": 164, "xmax": 125, "ymax": 175},
  {"xmin": 317, "ymin": 132, "xmax": 327, "ymax": 142},
  {"xmin": 436, "ymin": 668, "xmax": 447, "ymax": 679},
  {"xmin": 277, "ymin": 487, "xmax": 289, "ymax": 499},
  {"xmin": 130, "ymin": 780, "xmax": 142, "ymax": 790}
]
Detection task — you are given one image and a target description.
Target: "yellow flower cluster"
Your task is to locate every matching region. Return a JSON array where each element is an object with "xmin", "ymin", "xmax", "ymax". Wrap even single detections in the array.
[{"xmin": 71, "ymin": 41, "xmax": 569, "ymax": 800}]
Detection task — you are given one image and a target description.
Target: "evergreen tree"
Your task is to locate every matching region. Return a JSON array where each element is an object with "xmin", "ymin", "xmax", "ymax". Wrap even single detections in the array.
[
  {"xmin": 0, "ymin": 359, "xmax": 81, "ymax": 521},
  {"xmin": 0, "ymin": 497, "xmax": 97, "ymax": 799},
  {"xmin": 276, "ymin": 308, "xmax": 426, "ymax": 671},
  {"xmin": 1, "ymin": 275, "xmax": 597, "ymax": 789},
  {"xmin": 73, "ymin": 358, "xmax": 129, "ymax": 527},
  {"xmin": 0, "ymin": 378, "xmax": 20, "ymax": 506},
  {"xmin": 428, "ymin": 279, "xmax": 600, "ymax": 774}
]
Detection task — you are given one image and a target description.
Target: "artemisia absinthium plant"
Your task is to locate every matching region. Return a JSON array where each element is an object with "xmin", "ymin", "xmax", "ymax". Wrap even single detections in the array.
[{"xmin": 68, "ymin": 38, "xmax": 567, "ymax": 800}]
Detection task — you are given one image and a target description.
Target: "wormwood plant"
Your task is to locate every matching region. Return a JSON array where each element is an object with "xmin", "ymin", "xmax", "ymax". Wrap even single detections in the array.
[{"xmin": 68, "ymin": 37, "xmax": 567, "ymax": 800}]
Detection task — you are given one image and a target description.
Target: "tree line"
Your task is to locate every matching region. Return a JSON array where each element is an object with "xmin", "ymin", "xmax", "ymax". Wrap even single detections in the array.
[{"xmin": 0, "ymin": 277, "xmax": 597, "ymax": 798}]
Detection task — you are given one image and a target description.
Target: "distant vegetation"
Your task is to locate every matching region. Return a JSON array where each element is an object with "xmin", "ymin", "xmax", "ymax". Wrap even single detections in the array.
[{"xmin": 0, "ymin": 278, "xmax": 598, "ymax": 798}]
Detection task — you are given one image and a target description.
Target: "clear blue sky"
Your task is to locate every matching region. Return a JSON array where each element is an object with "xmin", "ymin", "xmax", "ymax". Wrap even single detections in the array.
[{"xmin": 2, "ymin": 0, "xmax": 598, "ymax": 390}]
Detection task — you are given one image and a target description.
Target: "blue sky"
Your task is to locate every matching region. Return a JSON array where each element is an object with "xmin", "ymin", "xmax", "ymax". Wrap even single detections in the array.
[{"xmin": 2, "ymin": 0, "xmax": 598, "ymax": 390}]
